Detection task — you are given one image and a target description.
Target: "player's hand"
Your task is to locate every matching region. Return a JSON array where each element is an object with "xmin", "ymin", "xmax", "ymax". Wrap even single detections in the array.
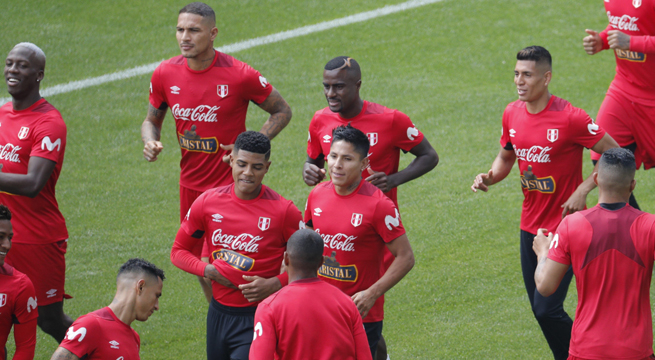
[
  {"xmin": 352, "ymin": 289, "xmax": 378, "ymax": 318},
  {"xmin": 303, "ymin": 162, "xmax": 326, "ymax": 186},
  {"xmin": 583, "ymin": 29, "xmax": 603, "ymax": 55},
  {"xmin": 561, "ymin": 188, "xmax": 586, "ymax": 218},
  {"xmin": 532, "ymin": 228, "xmax": 552, "ymax": 259},
  {"xmin": 143, "ymin": 140, "xmax": 163, "ymax": 162},
  {"xmin": 239, "ymin": 276, "xmax": 281, "ymax": 302},
  {"xmin": 471, "ymin": 170, "xmax": 494, "ymax": 192},
  {"xmin": 204, "ymin": 264, "xmax": 237, "ymax": 289},
  {"xmin": 608, "ymin": 30, "xmax": 630, "ymax": 50},
  {"xmin": 221, "ymin": 144, "xmax": 234, "ymax": 163},
  {"xmin": 365, "ymin": 167, "xmax": 394, "ymax": 193}
]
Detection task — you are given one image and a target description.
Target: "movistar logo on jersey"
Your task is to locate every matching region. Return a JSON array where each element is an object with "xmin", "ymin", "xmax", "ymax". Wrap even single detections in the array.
[
  {"xmin": 212, "ymin": 249, "xmax": 255, "ymax": 271},
  {"xmin": 66, "ymin": 326, "xmax": 87, "ymax": 342},
  {"xmin": 615, "ymin": 49, "xmax": 646, "ymax": 62},
  {"xmin": 318, "ymin": 251, "xmax": 357, "ymax": 282},
  {"xmin": 178, "ymin": 125, "xmax": 218, "ymax": 154},
  {"xmin": 520, "ymin": 166, "xmax": 556, "ymax": 194},
  {"xmin": 41, "ymin": 136, "xmax": 61, "ymax": 152}
]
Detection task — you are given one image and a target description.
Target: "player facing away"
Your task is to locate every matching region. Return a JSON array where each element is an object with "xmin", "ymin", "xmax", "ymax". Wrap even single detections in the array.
[
  {"xmin": 50, "ymin": 258, "xmax": 164, "ymax": 360},
  {"xmin": 304, "ymin": 124, "xmax": 415, "ymax": 359},
  {"xmin": 249, "ymin": 229, "xmax": 372, "ymax": 360},
  {"xmin": 470, "ymin": 46, "xmax": 619, "ymax": 360},
  {"xmin": 0, "ymin": 205, "xmax": 37, "ymax": 360},
  {"xmin": 584, "ymin": 0, "xmax": 655, "ymax": 210},
  {"xmin": 1, "ymin": 42, "xmax": 73, "ymax": 342},
  {"xmin": 141, "ymin": 2, "xmax": 292, "ymax": 303},
  {"xmin": 534, "ymin": 148, "xmax": 655, "ymax": 360},
  {"xmin": 171, "ymin": 131, "xmax": 303, "ymax": 360}
]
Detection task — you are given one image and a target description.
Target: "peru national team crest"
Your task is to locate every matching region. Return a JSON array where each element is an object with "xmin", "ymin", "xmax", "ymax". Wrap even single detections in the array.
[
  {"xmin": 0, "ymin": 293, "xmax": 6, "ymax": 307},
  {"xmin": 633, "ymin": 0, "xmax": 641, "ymax": 8},
  {"xmin": 351, "ymin": 213, "xmax": 363, "ymax": 227},
  {"xmin": 366, "ymin": 133, "xmax": 378, "ymax": 146},
  {"xmin": 17, "ymin": 126, "xmax": 29, "ymax": 140},
  {"xmin": 258, "ymin": 217, "xmax": 271, "ymax": 231},
  {"xmin": 217, "ymin": 85, "xmax": 229, "ymax": 98},
  {"xmin": 547, "ymin": 129, "xmax": 558, "ymax": 143}
]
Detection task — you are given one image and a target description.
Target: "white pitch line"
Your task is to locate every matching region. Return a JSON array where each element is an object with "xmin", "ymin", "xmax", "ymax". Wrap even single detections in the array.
[{"xmin": 0, "ymin": 0, "xmax": 444, "ymax": 106}]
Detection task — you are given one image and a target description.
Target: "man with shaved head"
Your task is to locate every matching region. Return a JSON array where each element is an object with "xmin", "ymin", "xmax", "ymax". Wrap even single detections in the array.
[
  {"xmin": 250, "ymin": 229, "xmax": 372, "ymax": 360},
  {"xmin": 534, "ymin": 148, "xmax": 655, "ymax": 360},
  {"xmin": 2, "ymin": 42, "xmax": 72, "ymax": 342}
]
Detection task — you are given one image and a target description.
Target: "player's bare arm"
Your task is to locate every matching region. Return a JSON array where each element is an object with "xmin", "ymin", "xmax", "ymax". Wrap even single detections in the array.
[
  {"xmin": 0, "ymin": 156, "xmax": 56, "ymax": 198},
  {"xmin": 561, "ymin": 133, "xmax": 619, "ymax": 217},
  {"xmin": 533, "ymin": 229, "xmax": 569, "ymax": 297},
  {"xmin": 140, "ymin": 103, "xmax": 167, "ymax": 162},
  {"xmin": 50, "ymin": 347, "xmax": 80, "ymax": 360},
  {"xmin": 367, "ymin": 137, "xmax": 439, "ymax": 193},
  {"xmin": 607, "ymin": 30, "xmax": 631, "ymax": 50},
  {"xmin": 583, "ymin": 29, "xmax": 604, "ymax": 55},
  {"xmin": 257, "ymin": 87, "xmax": 292, "ymax": 140},
  {"xmin": 303, "ymin": 154, "xmax": 326, "ymax": 186},
  {"xmin": 204, "ymin": 264, "xmax": 238, "ymax": 289},
  {"xmin": 471, "ymin": 147, "xmax": 516, "ymax": 192},
  {"xmin": 238, "ymin": 275, "xmax": 282, "ymax": 302},
  {"xmin": 352, "ymin": 234, "xmax": 414, "ymax": 318}
]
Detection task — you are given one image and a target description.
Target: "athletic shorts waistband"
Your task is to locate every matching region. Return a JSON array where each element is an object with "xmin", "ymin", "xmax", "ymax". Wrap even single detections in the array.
[{"xmin": 210, "ymin": 298, "xmax": 257, "ymax": 315}]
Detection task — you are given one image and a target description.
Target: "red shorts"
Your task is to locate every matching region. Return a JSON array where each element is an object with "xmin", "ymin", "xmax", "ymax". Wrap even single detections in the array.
[
  {"xmin": 591, "ymin": 86, "xmax": 655, "ymax": 169},
  {"xmin": 6, "ymin": 240, "xmax": 69, "ymax": 306},
  {"xmin": 180, "ymin": 185, "xmax": 209, "ymax": 259}
]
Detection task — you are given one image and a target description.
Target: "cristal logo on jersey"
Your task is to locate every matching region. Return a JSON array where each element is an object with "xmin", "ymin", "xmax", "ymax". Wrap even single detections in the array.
[
  {"xmin": 547, "ymin": 129, "xmax": 558, "ymax": 143},
  {"xmin": 171, "ymin": 103, "xmax": 220, "ymax": 122},
  {"xmin": 322, "ymin": 135, "xmax": 331, "ymax": 143},
  {"xmin": 615, "ymin": 49, "xmax": 646, "ymax": 62},
  {"xmin": 0, "ymin": 293, "xmax": 6, "ymax": 307},
  {"xmin": 407, "ymin": 126, "xmax": 419, "ymax": 141},
  {"xmin": 633, "ymin": 0, "xmax": 641, "ymax": 8},
  {"xmin": 385, "ymin": 209, "xmax": 400, "ymax": 230},
  {"xmin": 41, "ymin": 136, "xmax": 61, "ymax": 152},
  {"xmin": 211, "ymin": 228, "xmax": 263, "ymax": 253},
  {"xmin": 520, "ymin": 165, "xmax": 555, "ymax": 194},
  {"xmin": 0, "ymin": 143, "xmax": 22, "ymax": 163},
  {"xmin": 351, "ymin": 213, "xmax": 363, "ymax": 227},
  {"xmin": 27, "ymin": 297, "xmax": 37, "ymax": 313},
  {"xmin": 319, "ymin": 251, "xmax": 358, "ymax": 282},
  {"xmin": 367, "ymin": 133, "xmax": 378, "ymax": 146},
  {"xmin": 514, "ymin": 145, "xmax": 552, "ymax": 163},
  {"xmin": 258, "ymin": 217, "xmax": 271, "ymax": 231},
  {"xmin": 217, "ymin": 85, "xmax": 228, "ymax": 98},
  {"xmin": 607, "ymin": 11, "xmax": 640, "ymax": 32},
  {"xmin": 66, "ymin": 326, "xmax": 87, "ymax": 342},
  {"xmin": 17, "ymin": 126, "xmax": 29, "ymax": 140},
  {"xmin": 109, "ymin": 340, "xmax": 120, "ymax": 349},
  {"xmin": 178, "ymin": 125, "xmax": 218, "ymax": 154},
  {"xmin": 212, "ymin": 248, "xmax": 255, "ymax": 271},
  {"xmin": 315, "ymin": 229, "xmax": 356, "ymax": 252},
  {"xmin": 170, "ymin": 86, "xmax": 180, "ymax": 95}
]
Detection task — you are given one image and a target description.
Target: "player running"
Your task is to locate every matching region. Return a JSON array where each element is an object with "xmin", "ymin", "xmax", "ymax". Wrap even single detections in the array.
[
  {"xmin": 2, "ymin": 42, "xmax": 72, "ymax": 342},
  {"xmin": 584, "ymin": 0, "xmax": 655, "ymax": 210},
  {"xmin": 304, "ymin": 124, "xmax": 415, "ymax": 359},
  {"xmin": 50, "ymin": 258, "xmax": 164, "ymax": 360},
  {"xmin": 141, "ymin": 2, "xmax": 292, "ymax": 303},
  {"xmin": 471, "ymin": 46, "xmax": 618, "ymax": 360},
  {"xmin": 534, "ymin": 148, "xmax": 655, "ymax": 360},
  {"xmin": 171, "ymin": 131, "xmax": 303, "ymax": 360}
]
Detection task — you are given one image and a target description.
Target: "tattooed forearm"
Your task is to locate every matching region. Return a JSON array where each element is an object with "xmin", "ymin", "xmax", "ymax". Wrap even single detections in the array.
[
  {"xmin": 141, "ymin": 104, "xmax": 167, "ymax": 143},
  {"xmin": 258, "ymin": 88, "xmax": 292, "ymax": 140},
  {"xmin": 50, "ymin": 347, "xmax": 81, "ymax": 360}
]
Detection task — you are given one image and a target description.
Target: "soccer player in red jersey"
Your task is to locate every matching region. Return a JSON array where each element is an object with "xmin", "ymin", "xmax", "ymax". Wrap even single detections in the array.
[
  {"xmin": 141, "ymin": 2, "xmax": 292, "ymax": 302},
  {"xmin": 249, "ymin": 229, "xmax": 372, "ymax": 360},
  {"xmin": 471, "ymin": 46, "xmax": 619, "ymax": 360},
  {"xmin": 1, "ymin": 42, "xmax": 73, "ymax": 342},
  {"xmin": 304, "ymin": 124, "xmax": 415, "ymax": 359},
  {"xmin": 50, "ymin": 258, "xmax": 164, "ymax": 360},
  {"xmin": 584, "ymin": 0, "xmax": 655, "ymax": 210},
  {"xmin": 534, "ymin": 148, "xmax": 655, "ymax": 360},
  {"xmin": 0, "ymin": 205, "xmax": 37, "ymax": 360},
  {"xmin": 171, "ymin": 131, "xmax": 303, "ymax": 360}
]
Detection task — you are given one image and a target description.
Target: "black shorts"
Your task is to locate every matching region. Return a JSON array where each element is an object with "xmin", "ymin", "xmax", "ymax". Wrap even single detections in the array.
[
  {"xmin": 207, "ymin": 299, "xmax": 257, "ymax": 360},
  {"xmin": 364, "ymin": 321, "xmax": 383, "ymax": 357}
]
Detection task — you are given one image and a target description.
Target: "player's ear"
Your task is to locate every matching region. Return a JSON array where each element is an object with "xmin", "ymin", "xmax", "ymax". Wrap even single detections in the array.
[
  {"xmin": 355, "ymin": 79, "xmax": 362, "ymax": 91},
  {"xmin": 264, "ymin": 160, "xmax": 271, "ymax": 172},
  {"xmin": 593, "ymin": 172, "xmax": 599, "ymax": 186},
  {"xmin": 210, "ymin": 27, "xmax": 218, "ymax": 41},
  {"xmin": 283, "ymin": 252, "xmax": 289, "ymax": 267},
  {"xmin": 137, "ymin": 279, "xmax": 146, "ymax": 296},
  {"xmin": 544, "ymin": 70, "xmax": 552, "ymax": 86},
  {"xmin": 361, "ymin": 156, "xmax": 369, "ymax": 172},
  {"xmin": 630, "ymin": 179, "xmax": 636, "ymax": 192}
]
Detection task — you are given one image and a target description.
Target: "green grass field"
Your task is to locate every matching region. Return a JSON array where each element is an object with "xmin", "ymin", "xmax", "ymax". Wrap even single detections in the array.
[{"xmin": 3, "ymin": 0, "xmax": 654, "ymax": 358}]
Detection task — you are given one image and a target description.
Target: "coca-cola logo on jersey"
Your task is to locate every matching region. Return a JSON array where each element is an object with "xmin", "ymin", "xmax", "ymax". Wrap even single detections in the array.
[
  {"xmin": 514, "ymin": 145, "xmax": 552, "ymax": 163},
  {"xmin": 211, "ymin": 229, "xmax": 262, "ymax": 253},
  {"xmin": 315, "ymin": 229, "xmax": 357, "ymax": 252},
  {"xmin": 171, "ymin": 103, "xmax": 220, "ymax": 122},
  {"xmin": 0, "ymin": 144, "xmax": 22, "ymax": 163},
  {"xmin": 607, "ymin": 12, "xmax": 640, "ymax": 32}
]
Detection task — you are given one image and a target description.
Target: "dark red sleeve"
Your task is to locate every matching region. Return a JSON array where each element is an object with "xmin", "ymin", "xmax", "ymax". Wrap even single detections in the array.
[
  {"xmin": 372, "ymin": 197, "xmax": 406, "ymax": 243},
  {"xmin": 59, "ymin": 315, "xmax": 99, "ymax": 358},
  {"xmin": 30, "ymin": 114, "xmax": 66, "ymax": 163},
  {"xmin": 170, "ymin": 226, "xmax": 207, "ymax": 277},
  {"xmin": 148, "ymin": 65, "xmax": 168, "ymax": 109},
  {"xmin": 548, "ymin": 217, "xmax": 572, "ymax": 265},
  {"xmin": 391, "ymin": 110, "xmax": 424, "ymax": 152},
  {"xmin": 500, "ymin": 107, "xmax": 512, "ymax": 149},
  {"xmin": 240, "ymin": 63, "xmax": 273, "ymax": 105},
  {"xmin": 351, "ymin": 304, "xmax": 373, "ymax": 360},
  {"xmin": 11, "ymin": 320, "xmax": 36, "ymax": 360}
]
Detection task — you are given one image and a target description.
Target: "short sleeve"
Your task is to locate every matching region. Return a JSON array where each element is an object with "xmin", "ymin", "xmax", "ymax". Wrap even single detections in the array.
[
  {"xmin": 569, "ymin": 109, "xmax": 606, "ymax": 149},
  {"xmin": 180, "ymin": 191, "xmax": 208, "ymax": 236},
  {"xmin": 282, "ymin": 201, "xmax": 304, "ymax": 241},
  {"xmin": 249, "ymin": 304, "xmax": 277, "ymax": 359},
  {"xmin": 548, "ymin": 217, "xmax": 572, "ymax": 265},
  {"xmin": 59, "ymin": 315, "xmax": 99, "ymax": 359},
  {"xmin": 29, "ymin": 115, "xmax": 66, "ymax": 163},
  {"xmin": 303, "ymin": 190, "xmax": 314, "ymax": 226},
  {"xmin": 13, "ymin": 276, "xmax": 38, "ymax": 325},
  {"xmin": 500, "ymin": 108, "xmax": 513, "ymax": 150},
  {"xmin": 148, "ymin": 65, "xmax": 168, "ymax": 110},
  {"xmin": 307, "ymin": 117, "xmax": 325, "ymax": 160},
  {"xmin": 372, "ymin": 197, "xmax": 406, "ymax": 243},
  {"xmin": 240, "ymin": 64, "xmax": 273, "ymax": 105},
  {"xmin": 392, "ymin": 111, "xmax": 424, "ymax": 152}
]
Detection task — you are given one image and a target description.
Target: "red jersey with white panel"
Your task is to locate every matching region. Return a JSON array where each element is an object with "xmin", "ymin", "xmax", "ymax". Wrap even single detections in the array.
[
  {"xmin": 249, "ymin": 278, "xmax": 372, "ymax": 360},
  {"xmin": 59, "ymin": 307, "xmax": 140, "ymax": 360},
  {"xmin": 500, "ymin": 96, "xmax": 606, "ymax": 234},
  {"xmin": 0, "ymin": 263, "xmax": 37, "ymax": 360},
  {"xmin": 149, "ymin": 50, "xmax": 273, "ymax": 191},
  {"xmin": 304, "ymin": 180, "xmax": 406, "ymax": 323},
  {"xmin": 600, "ymin": 0, "xmax": 655, "ymax": 105},
  {"xmin": 307, "ymin": 101, "xmax": 424, "ymax": 205},
  {"xmin": 174, "ymin": 184, "xmax": 303, "ymax": 307},
  {"xmin": 548, "ymin": 204, "xmax": 655, "ymax": 360},
  {"xmin": 0, "ymin": 99, "xmax": 68, "ymax": 244}
]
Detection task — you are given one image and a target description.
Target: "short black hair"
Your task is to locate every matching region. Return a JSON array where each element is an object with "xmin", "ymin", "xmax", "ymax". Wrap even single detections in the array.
[
  {"xmin": 234, "ymin": 131, "xmax": 271, "ymax": 160},
  {"xmin": 287, "ymin": 229, "xmax": 324, "ymax": 271},
  {"xmin": 331, "ymin": 124, "xmax": 369, "ymax": 159},
  {"xmin": 179, "ymin": 2, "xmax": 216, "ymax": 23},
  {"xmin": 0, "ymin": 205, "xmax": 11, "ymax": 221},
  {"xmin": 118, "ymin": 258, "xmax": 165, "ymax": 281},
  {"xmin": 598, "ymin": 147, "xmax": 636, "ymax": 187},
  {"xmin": 325, "ymin": 56, "xmax": 361, "ymax": 79},
  {"xmin": 517, "ymin": 46, "xmax": 552, "ymax": 69}
]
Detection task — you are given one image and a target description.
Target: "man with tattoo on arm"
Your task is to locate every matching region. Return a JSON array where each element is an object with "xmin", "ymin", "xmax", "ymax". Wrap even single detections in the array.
[{"xmin": 140, "ymin": 2, "xmax": 292, "ymax": 303}]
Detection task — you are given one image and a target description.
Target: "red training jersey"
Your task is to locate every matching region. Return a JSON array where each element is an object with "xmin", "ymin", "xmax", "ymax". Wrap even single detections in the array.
[
  {"xmin": 0, "ymin": 263, "xmax": 37, "ymax": 360},
  {"xmin": 171, "ymin": 184, "xmax": 303, "ymax": 307},
  {"xmin": 307, "ymin": 100, "xmax": 424, "ymax": 205},
  {"xmin": 600, "ymin": 0, "xmax": 655, "ymax": 105},
  {"xmin": 249, "ymin": 278, "xmax": 372, "ymax": 360},
  {"xmin": 500, "ymin": 96, "xmax": 606, "ymax": 234},
  {"xmin": 149, "ymin": 50, "xmax": 273, "ymax": 191},
  {"xmin": 304, "ymin": 180, "xmax": 406, "ymax": 322},
  {"xmin": 59, "ymin": 307, "xmax": 141, "ymax": 360},
  {"xmin": 0, "ymin": 99, "xmax": 68, "ymax": 244},
  {"xmin": 548, "ymin": 204, "xmax": 655, "ymax": 360}
]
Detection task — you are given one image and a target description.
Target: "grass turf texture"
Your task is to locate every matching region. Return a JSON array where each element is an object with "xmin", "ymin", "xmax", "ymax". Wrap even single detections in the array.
[{"xmin": 2, "ymin": 0, "xmax": 654, "ymax": 358}]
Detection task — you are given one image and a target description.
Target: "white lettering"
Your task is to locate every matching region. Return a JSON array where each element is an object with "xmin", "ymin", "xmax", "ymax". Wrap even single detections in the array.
[
  {"xmin": 253, "ymin": 322, "xmax": 263, "ymax": 341},
  {"xmin": 66, "ymin": 326, "xmax": 87, "ymax": 342},
  {"xmin": 385, "ymin": 209, "xmax": 400, "ymax": 230},
  {"xmin": 211, "ymin": 229, "xmax": 262, "ymax": 253},
  {"xmin": 607, "ymin": 11, "xmax": 640, "ymax": 32},
  {"xmin": 513, "ymin": 145, "xmax": 552, "ymax": 163},
  {"xmin": 0, "ymin": 143, "xmax": 22, "ymax": 163},
  {"xmin": 171, "ymin": 103, "xmax": 220, "ymax": 122},
  {"xmin": 27, "ymin": 297, "xmax": 37, "ymax": 313},
  {"xmin": 41, "ymin": 136, "xmax": 61, "ymax": 152},
  {"xmin": 315, "ymin": 229, "xmax": 357, "ymax": 252}
]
